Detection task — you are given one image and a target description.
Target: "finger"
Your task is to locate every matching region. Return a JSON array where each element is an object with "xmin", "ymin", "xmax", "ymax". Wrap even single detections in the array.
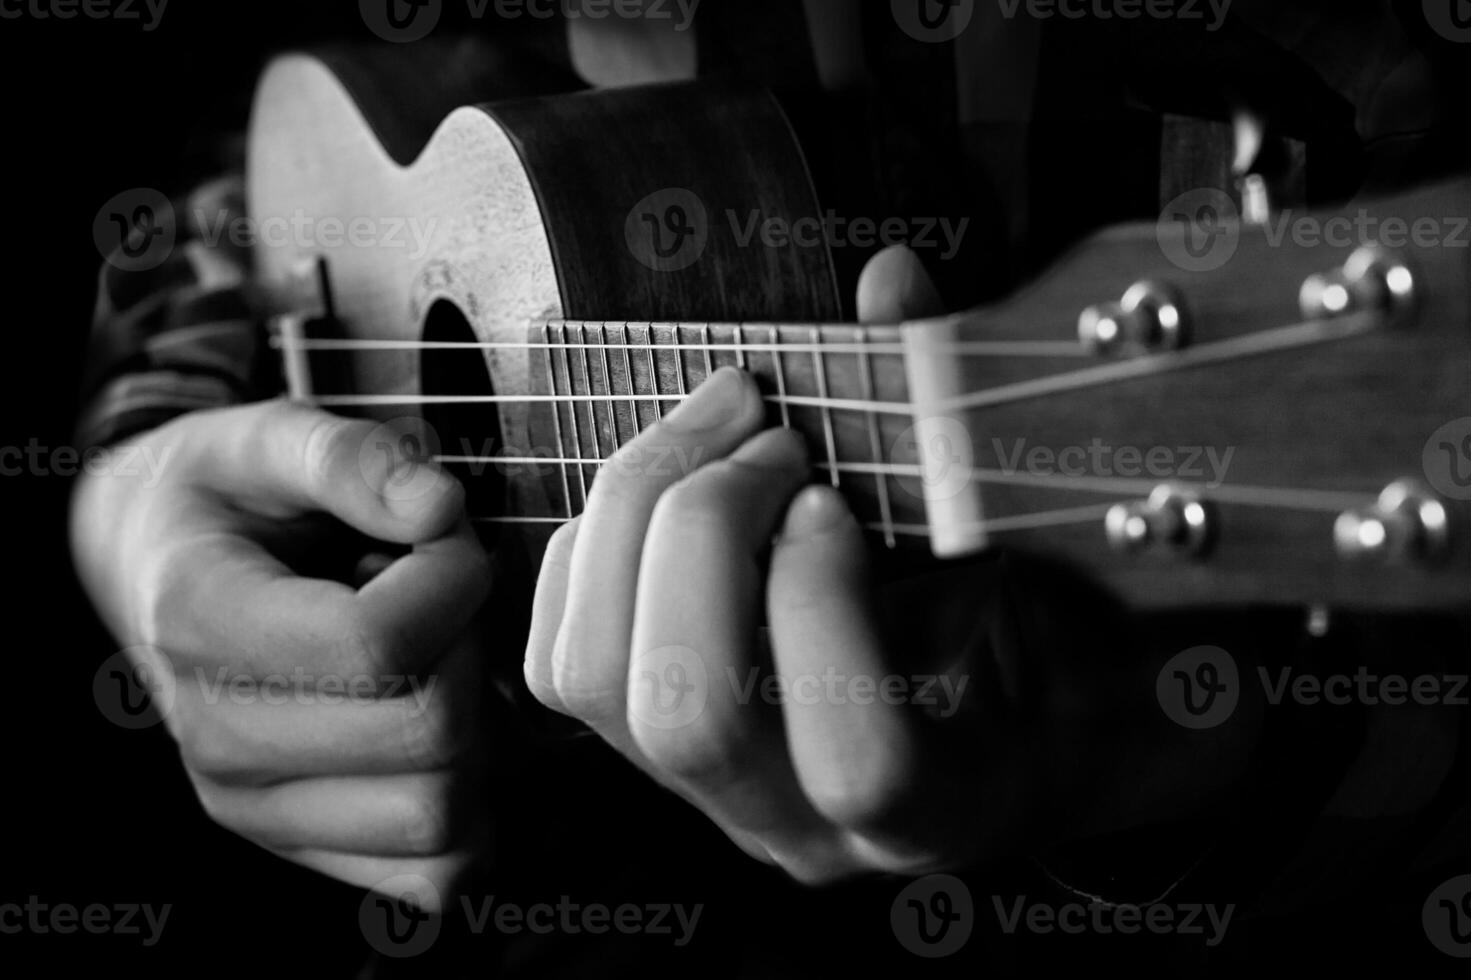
[
  {"xmin": 190, "ymin": 769, "xmax": 474, "ymax": 857},
  {"xmin": 857, "ymin": 244, "xmax": 945, "ymax": 324},
  {"xmin": 523, "ymin": 519, "xmax": 580, "ymax": 715},
  {"xmin": 549, "ymin": 367, "xmax": 763, "ymax": 744},
  {"xmin": 191, "ymin": 400, "xmax": 465, "ymax": 545},
  {"xmin": 153, "ymin": 514, "xmax": 489, "ymax": 678},
  {"xmin": 174, "ymin": 631, "xmax": 481, "ymax": 783},
  {"xmin": 626, "ymin": 430, "xmax": 855, "ymax": 879},
  {"xmin": 286, "ymin": 850, "xmax": 483, "ymax": 914},
  {"xmin": 767, "ymin": 486, "xmax": 925, "ymax": 852}
]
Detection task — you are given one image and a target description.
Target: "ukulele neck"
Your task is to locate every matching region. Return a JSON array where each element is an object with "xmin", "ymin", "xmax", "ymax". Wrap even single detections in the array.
[{"xmin": 526, "ymin": 318, "xmax": 929, "ymax": 546}]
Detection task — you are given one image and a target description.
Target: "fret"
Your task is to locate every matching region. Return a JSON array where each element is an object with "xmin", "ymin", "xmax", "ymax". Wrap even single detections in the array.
[
  {"xmin": 858, "ymin": 326, "xmax": 896, "ymax": 548},
  {"xmin": 576, "ymin": 324, "xmax": 604, "ymax": 467},
  {"xmin": 810, "ymin": 328, "xmax": 840, "ymax": 489},
  {"xmin": 541, "ymin": 322, "xmax": 574, "ymax": 518},
  {"xmin": 671, "ymin": 326, "xmax": 688, "ymax": 397},
  {"xmin": 769, "ymin": 324, "xmax": 791, "ymax": 428},
  {"xmin": 699, "ymin": 323, "xmax": 714, "ymax": 379},
  {"xmin": 621, "ymin": 324, "xmax": 641, "ymax": 435},
  {"xmin": 597, "ymin": 323, "xmax": 620, "ymax": 451},
  {"xmin": 733, "ymin": 324, "xmax": 747, "ymax": 370},
  {"xmin": 645, "ymin": 327, "xmax": 664, "ymax": 422},
  {"xmin": 559, "ymin": 323, "xmax": 590, "ymax": 509}
]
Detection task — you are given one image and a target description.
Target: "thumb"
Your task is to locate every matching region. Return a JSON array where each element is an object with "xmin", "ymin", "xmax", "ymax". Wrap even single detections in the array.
[
  {"xmin": 195, "ymin": 400, "xmax": 466, "ymax": 545},
  {"xmin": 856, "ymin": 244, "xmax": 946, "ymax": 324}
]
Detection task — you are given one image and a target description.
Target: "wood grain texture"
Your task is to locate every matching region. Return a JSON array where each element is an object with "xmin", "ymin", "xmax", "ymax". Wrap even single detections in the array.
[{"xmin": 925, "ymin": 179, "xmax": 1471, "ymax": 609}]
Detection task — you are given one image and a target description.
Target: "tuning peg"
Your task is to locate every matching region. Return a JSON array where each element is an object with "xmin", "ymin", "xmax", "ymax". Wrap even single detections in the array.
[
  {"xmin": 1106, "ymin": 484, "xmax": 1214, "ymax": 558},
  {"xmin": 1334, "ymin": 480, "xmax": 1449, "ymax": 565},
  {"xmin": 1300, "ymin": 246, "xmax": 1415, "ymax": 323},
  {"xmin": 1079, "ymin": 281, "xmax": 1187, "ymax": 356}
]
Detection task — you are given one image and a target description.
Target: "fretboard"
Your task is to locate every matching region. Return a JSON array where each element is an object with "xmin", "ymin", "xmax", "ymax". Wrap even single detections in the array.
[{"xmin": 523, "ymin": 319, "xmax": 925, "ymax": 545}]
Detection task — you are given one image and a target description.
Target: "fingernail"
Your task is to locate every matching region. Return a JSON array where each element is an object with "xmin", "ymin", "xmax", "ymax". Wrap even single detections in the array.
[
  {"xmin": 783, "ymin": 485, "xmax": 855, "ymax": 537},
  {"xmin": 664, "ymin": 367, "xmax": 750, "ymax": 432}
]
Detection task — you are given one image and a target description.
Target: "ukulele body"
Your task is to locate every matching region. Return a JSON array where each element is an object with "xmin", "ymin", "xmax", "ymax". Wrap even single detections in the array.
[{"xmin": 248, "ymin": 54, "xmax": 848, "ymax": 568}]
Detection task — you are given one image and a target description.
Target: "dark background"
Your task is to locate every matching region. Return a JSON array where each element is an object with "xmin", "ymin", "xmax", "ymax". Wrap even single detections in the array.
[
  {"xmin": 0, "ymin": 6, "xmax": 408, "ymax": 973},
  {"xmin": 3, "ymin": 1, "xmax": 1471, "ymax": 975}
]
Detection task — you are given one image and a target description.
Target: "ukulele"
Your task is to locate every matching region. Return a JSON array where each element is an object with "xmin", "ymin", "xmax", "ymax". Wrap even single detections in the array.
[{"xmin": 248, "ymin": 49, "xmax": 1471, "ymax": 613}]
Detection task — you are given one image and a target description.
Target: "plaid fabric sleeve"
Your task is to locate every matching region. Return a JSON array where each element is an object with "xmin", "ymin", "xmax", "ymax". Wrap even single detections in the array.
[{"xmin": 76, "ymin": 172, "xmax": 277, "ymax": 450}]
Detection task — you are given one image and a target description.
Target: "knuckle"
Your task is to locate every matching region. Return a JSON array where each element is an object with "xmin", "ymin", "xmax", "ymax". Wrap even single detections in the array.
[
  {"xmin": 584, "ymin": 451, "xmax": 648, "ymax": 510},
  {"xmin": 542, "ymin": 520, "xmax": 579, "ymax": 571},
  {"xmin": 552, "ymin": 677, "xmax": 616, "ymax": 726},
  {"xmin": 633, "ymin": 716, "xmax": 756, "ymax": 785},
  {"xmin": 137, "ymin": 539, "xmax": 202, "ymax": 648},
  {"xmin": 400, "ymin": 704, "xmax": 469, "ymax": 771},
  {"xmin": 184, "ymin": 771, "xmax": 234, "ymax": 832},
  {"xmin": 399, "ymin": 781, "xmax": 456, "ymax": 855},
  {"xmin": 523, "ymin": 659, "xmax": 563, "ymax": 712},
  {"xmin": 336, "ymin": 620, "xmax": 411, "ymax": 678},
  {"xmin": 650, "ymin": 473, "xmax": 739, "ymax": 539},
  {"xmin": 177, "ymin": 721, "xmax": 235, "ymax": 780},
  {"xmin": 801, "ymin": 768, "xmax": 910, "ymax": 833},
  {"xmin": 763, "ymin": 846, "xmax": 857, "ymax": 887},
  {"xmin": 299, "ymin": 413, "xmax": 359, "ymax": 494},
  {"xmin": 549, "ymin": 635, "xmax": 620, "ymax": 725},
  {"xmin": 461, "ymin": 537, "xmax": 494, "ymax": 584}
]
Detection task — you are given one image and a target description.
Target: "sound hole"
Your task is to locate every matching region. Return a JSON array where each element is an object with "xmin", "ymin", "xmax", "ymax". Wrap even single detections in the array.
[{"xmin": 418, "ymin": 300, "xmax": 502, "ymax": 523}]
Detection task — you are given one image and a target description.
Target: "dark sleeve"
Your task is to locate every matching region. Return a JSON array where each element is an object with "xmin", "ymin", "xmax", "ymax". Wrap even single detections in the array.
[{"xmin": 77, "ymin": 170, "xmax": 273, "ymax": 450}]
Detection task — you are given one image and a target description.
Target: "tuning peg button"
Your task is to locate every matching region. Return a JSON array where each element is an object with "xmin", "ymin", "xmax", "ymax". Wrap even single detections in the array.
[
  {"xmin": 1106, "ymin": 484, "xmax": 1214, "ymax": 558},
  {"xmin": 1300, "ymin": 246, "xmax": 1415, "ymax": 323},
  {"xmin": 1334, "ymin": 479, "xmax": 1448, "ymax": 565},
  {"xmin": 1080, "ymin": 281, "xmax": 1187, "ymax": 356}
]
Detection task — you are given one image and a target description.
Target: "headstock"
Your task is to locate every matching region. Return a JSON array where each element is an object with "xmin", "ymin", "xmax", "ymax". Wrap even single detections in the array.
[{"xmin": 902, "ymin": 178, "xmax": 1471, "ymax": 611}]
